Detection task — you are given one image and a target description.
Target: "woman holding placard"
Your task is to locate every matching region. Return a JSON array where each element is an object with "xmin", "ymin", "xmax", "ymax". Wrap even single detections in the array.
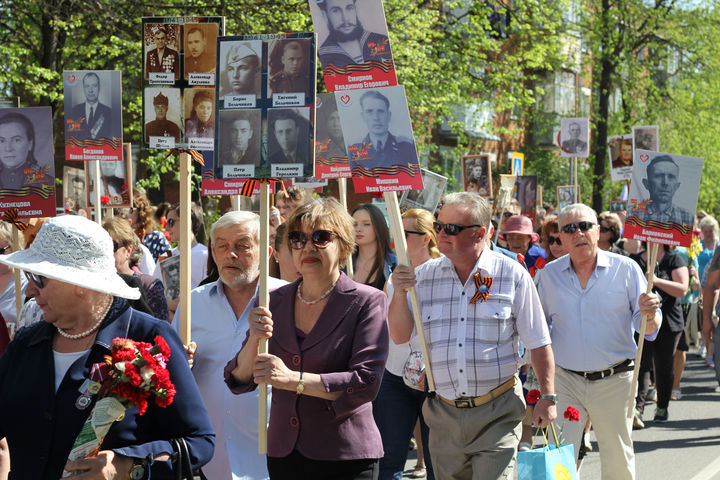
[{"xmin": 226, "ymin": 198, "xmax": 388, "ymax": 479}]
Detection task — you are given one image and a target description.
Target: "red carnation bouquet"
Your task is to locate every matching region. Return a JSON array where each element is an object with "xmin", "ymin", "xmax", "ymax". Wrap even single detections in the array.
[{"xmin": 62, "ymin": 336, "xmax": 176, "ymax": 477}]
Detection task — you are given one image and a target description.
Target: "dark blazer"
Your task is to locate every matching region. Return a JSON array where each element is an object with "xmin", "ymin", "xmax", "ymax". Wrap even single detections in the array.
[
  {"xmin": 69, "ymin": 102, "xmax": 115, "ymax": 141},
  {"xmin": 349, "ymin": 132, "xmax": 416, "ymax": 171},
  {"xmin": 146, "ymin": 48, "xmax": 180, "ymax": 78},
  {"xmin": 0, "ymin": 299, "xmax": 215, "ymax": 479},
  {"xmin": 225, "ymin": 272, "xmax": 388, "ymax": 461}
]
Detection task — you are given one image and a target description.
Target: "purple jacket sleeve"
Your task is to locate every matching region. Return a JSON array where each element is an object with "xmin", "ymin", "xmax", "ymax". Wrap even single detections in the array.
[
  {"xmin": 223, "ymin": 330, "xmax": 257, "ymax": 394},
  {"xmin": 320, "ymin": 290, "xmax": 389, "ymax": 418}
]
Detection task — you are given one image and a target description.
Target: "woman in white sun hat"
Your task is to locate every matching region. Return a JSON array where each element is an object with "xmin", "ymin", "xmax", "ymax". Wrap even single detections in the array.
[{"xmin": 0, "ymin": 215, "xmax": 214, "ymax": 480}]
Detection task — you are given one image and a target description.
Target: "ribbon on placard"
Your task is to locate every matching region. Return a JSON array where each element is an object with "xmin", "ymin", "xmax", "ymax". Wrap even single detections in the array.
[
  {"xmin": 163, "ymin": 149, "xmax": 205, "ymax": 166},
  {"xmin": 469, "ymin": 272, "xmax": 493, "ymax": 304},
  {"xmin": 239, "ymin": 178, "xmax": 288, "ymax": 198},
  {"xmin": 3, "ymin": 208, "xmax": 27, "ymax": 231}
]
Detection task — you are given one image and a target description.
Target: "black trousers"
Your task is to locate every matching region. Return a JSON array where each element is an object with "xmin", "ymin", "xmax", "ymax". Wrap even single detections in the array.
[
  {"xmin": 267, "ymin": 450, "xmax": 379, "ymax": 480},
  {"xmin": 636, "ymin": 324, "xmax": 683, "ymax": 412}
]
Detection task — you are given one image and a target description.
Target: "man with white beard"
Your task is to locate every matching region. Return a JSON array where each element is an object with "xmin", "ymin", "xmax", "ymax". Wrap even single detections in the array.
[{"xmin": 174, "ymin": 210, "xmax": 286, "ymax": 479}]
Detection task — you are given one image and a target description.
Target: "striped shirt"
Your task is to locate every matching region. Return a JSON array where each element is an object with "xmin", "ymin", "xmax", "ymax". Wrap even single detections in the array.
[{"xmin": 412, "ymin": 248, "xmax": 550, "ymax": 399}]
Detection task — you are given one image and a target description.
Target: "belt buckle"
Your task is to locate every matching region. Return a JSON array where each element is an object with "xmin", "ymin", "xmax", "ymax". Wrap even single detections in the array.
[{"xmin": 455, "ymin": 399, "xmax": 473, "ymax": 408}]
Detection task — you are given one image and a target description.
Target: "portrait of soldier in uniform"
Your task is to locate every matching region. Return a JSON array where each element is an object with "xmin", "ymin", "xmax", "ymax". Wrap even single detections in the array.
[
  {"xmin": 316, "ymin": 0, "xmax": 393, "ymax": 70},
  {"xmin": 268, "ymin": 39, "xmax": 311, "ymax": 97},
  {"xmin": 145, "ymin": 25, "xmax": 180, "ymax": 79},
  {"xmin": 219, "ymin": 41, "xmax": 261, "ymax": 97},
  {"xmin": 68, "ymin": 72, "xmax": 116, "ymax": 141},
  {"xmin": 348, "ymin": 90, "xmax": 414, "ymax": 170},
  {"xmin": 145, "ymin": 91, "xmax": 181, "ymax": 143},
  {"xmin": 631, "ymin": 155, "xmax": 694, "ymax": 226}
]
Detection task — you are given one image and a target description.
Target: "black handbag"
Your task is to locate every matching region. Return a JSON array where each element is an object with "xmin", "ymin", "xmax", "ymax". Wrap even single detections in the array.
[{"xmin": 170, "ymin": 438, "xmax": 203, "ymax": 480}]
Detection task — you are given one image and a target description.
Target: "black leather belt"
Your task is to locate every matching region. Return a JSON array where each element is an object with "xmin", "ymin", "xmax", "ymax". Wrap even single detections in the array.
[{"xmin": 566, "ymin": 359, "xmax": 634, "ymax": 381}]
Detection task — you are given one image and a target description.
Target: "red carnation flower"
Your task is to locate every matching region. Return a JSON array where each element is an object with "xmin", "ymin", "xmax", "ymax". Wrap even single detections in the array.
[
  {"xmin": 516, "ymin": 253, "xmax": 525, "ymax": 265},
  {"xmin": 535, "ymin": 257, "xmax": 546, "ymax": 269},
  {"xmin": 564, "ymin": 406, "xmax": 580, "ymax": 422},
  {"xmin": 152, "ymin": 335, "xmax": 171, "ymax": 358},
  {"xmin": 528, "ymin": 266, "xmax": 536, "ymax": 278},
  {"xmin": 100, "ymin": 196, "xmax": 110, "ymax": 205},
  {"xmin": 526, "ymin": 389, "xmax": 540, "ymax": 404}
]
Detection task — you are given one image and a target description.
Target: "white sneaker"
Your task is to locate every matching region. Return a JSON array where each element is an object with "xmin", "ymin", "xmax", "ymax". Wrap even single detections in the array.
[
  {"xmin": 647, "ymin": 388, "xmax": 657, "ymax": 403},
  {"xmin": 699, "ymin": 345, "xmax": 706, "ymax": 358},
  {"xmin": 671, "ymin": 389, "xmax": 682, "ymax": 400}
]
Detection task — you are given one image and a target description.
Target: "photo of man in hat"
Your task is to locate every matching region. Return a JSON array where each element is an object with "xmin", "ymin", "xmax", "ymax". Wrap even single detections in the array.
[
  {"xmin": 145, "ymin": 91, "xmax": 181, "ymax": 143},
  {"xmin": 219, "ymin": 41, "xmax": 261, "ymax": 97}
]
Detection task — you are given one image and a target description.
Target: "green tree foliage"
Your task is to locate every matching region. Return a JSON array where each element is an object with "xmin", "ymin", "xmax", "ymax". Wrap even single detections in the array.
[{"xmin": 0, "ymin": 0, "xmax": 569, "ymax": 197}]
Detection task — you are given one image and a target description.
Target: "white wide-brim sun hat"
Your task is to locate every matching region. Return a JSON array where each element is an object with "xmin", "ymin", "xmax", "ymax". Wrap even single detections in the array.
[{"xmin": 0, "ymin": 215, "xmax": 140, "ymax": 299}]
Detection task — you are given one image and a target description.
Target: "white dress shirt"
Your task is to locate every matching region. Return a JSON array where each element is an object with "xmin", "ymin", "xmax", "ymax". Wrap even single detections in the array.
[
  {"xmin": 535, "ymin": 249, "xmax": 661, "ymax": 372},
  {"xmin": 174, "ymin": 277, "xmax": 286, "ymax": 480},
  {"xmin": 411, "ymin": 248, "xmax": 550, "ymax": 399}
]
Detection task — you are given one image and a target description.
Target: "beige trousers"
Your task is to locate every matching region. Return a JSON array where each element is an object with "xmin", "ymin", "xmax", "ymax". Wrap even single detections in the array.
[
  {"xmin": 555, "ymin": 367, "xmax": 636, "ymax": 480},
  {"xmin": 422, "ymin": 382, "xmax": 525, "ymax": 480}
]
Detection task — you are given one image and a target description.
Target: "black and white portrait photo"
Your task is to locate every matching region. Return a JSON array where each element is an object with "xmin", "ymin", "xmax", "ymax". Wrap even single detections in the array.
[
  {"xmin": 267, "ymin": 37, "xmax": 313, "ymax": 98},
  {"xmin": 560, "ymin": 117, "xmax": 590, "ymax": 157},
  {"xmin": 267, "ymin": 107, "xmax": 312, "ymax": 170},
  {"xmin": 218, "ymin": 39, "xmax": 262, "ymax": 100},
  {"xmin": 462, "ymin": 155, "xmax": 492, "ymax": 196},
  {"xmin": 633, "ymin": 125, "xmax": 659, "ymax": 152},
  {"xmin": 63, "ymin": 70, "xmax": 122, "ymax": 145},
  {"xmin": 336, "ymin": 86, "xmax": 418, "ymax": 171},
  {"xmin": 144, "ymin": 23, "xmax": 180, "ymax": 80},
  {"xmin": 400, "ymin": 168, "xmax": 447, "ymax": 213},
  {"xmin": 63, "ymin": 166, "xmax": 87, "ymax": 210},
  {"xmin": 217, "ymin": 109, "xmax": 262, "ymax": 171}
]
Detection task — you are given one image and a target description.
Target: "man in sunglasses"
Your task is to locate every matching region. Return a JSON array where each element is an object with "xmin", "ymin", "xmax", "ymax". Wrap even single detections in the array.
[
  {"xmin": 535, "ymin": 203, "xmax": 662, "ymax": 479},
  {"xmin": 173, "ymin": 210, "xmax": 286, "ymax": 480},
  {"xmin": 389, "ymin": 192, "xmax": 556, "ymax": 480}
]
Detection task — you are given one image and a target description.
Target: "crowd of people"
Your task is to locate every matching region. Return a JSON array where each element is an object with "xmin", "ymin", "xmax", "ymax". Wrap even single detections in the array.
[{"xmin": 0, "ymin": 185, "xmax": 717, "ymax": 480}]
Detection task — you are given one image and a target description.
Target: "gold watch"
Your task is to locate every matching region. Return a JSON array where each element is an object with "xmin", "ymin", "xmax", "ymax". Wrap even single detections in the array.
[{"xmin": 296, "ymin": 371, "xmax": 305, "ymax": 395}]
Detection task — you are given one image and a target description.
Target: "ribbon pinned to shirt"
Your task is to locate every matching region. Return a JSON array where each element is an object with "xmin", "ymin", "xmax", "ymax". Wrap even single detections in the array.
[
  {"xmin": 469, "ymin": 272, "xmax": 493, "ymax": 304},
  {"xmin": 239, "ymin": 178, "xmax": 287, "ymax": 198}
]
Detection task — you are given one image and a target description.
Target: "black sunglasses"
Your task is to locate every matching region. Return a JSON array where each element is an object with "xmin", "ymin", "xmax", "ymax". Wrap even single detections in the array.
[
  {"xmin": 547, "ymin": 235, "xmax": 562, "ymax": 246},
  {"xmin": 0, "ymin": 245, "xmax": 10, "ymax": 254},
  {"xmin": 167, "ymin": 218, "xmax": 177, "ymax": 228},
  {"xmin": 599, "ymin": 226, "xmax": 612, "ymax": 233},
  {"xmin": 433, "ymin": 222, "xmax": 481, "ymax": 236},
  {"xmin": 25, "ymin": 271, "xmax": 47, "ymax": 289},
  {"xmin": 288, "ymin": 230, "xmax": 336, "ymax": 250},
  {"xmin": 404, "ymin": 230, "xmax": 425, "ymax": 238},
  {"xmin": 561, "ymin": 221, "xmax": 596, "ymax": 234}
]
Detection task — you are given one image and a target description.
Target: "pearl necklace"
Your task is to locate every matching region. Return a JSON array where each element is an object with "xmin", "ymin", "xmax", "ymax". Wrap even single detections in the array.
[
  {"xmin": 296, "ymin": 280, "xmax": 337, "ymax": 305},
  {"xmin": 56, "ymin": 296, "xmax": 113, "ymax": 340}
]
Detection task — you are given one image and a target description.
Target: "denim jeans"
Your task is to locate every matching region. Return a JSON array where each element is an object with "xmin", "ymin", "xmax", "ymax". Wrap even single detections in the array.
[{"xmin": 372, "ymin": 370, "xmax": 434, "ymax": 480}]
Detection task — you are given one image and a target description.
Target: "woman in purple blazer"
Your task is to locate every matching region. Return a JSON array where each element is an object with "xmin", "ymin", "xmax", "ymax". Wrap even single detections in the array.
[{"xmin": 225, "ymin": 197, "xmax": 389, "ymax": 479}]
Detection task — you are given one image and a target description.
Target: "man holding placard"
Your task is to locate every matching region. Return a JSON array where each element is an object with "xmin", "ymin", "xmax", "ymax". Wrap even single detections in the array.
[
  {"xmin": 389, "ymin": 192, "xmax": 556, "ymax": 479},
  {"xmin": 536, "ymin": 204, "xmax": 662, "ymax": 480},
  {"xmin": 176, "ymin": 211, "xmax": 285, "ymax": 480}
]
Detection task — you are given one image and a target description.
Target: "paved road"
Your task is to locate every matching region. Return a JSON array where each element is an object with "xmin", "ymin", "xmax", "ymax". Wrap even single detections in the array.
[{"xmin": 400, "ymin": 347, "xmax": 720, "ymax": 479}]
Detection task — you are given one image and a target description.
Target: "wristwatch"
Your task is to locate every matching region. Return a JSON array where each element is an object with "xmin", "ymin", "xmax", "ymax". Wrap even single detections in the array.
[
  {"xmin": 539, "ymin": 393, "xmax": 558, "ymax": 403},
  {"xmin": 129, "ymin": 462, "xmax": 146, "ymax": 480},
  {"xmin": 296, "ymin": 371, "xmax": 305, "ymax": 395}
]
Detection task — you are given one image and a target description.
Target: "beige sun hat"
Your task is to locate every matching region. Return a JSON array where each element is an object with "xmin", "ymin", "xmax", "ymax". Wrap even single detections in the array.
[{"xmin": 0, "ymin": 215, "xmax": 140, "ymax": 299}]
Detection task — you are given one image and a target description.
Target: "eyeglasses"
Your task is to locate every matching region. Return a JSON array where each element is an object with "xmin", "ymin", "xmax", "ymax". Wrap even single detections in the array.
[
  {"xmin": 547, "ymin": 236, "xmax": 562, "ymax": 246},
  {"xmin": 560, "ymin": 221, "xmax": 596, "ymax": 234},
  {"xmin": 0, "ymin": 245, "xmax": 10, "ymax": 254},
  {"xmin": 288, "ymin": 230, "xmax": 336, "ymax": 250},
  {"xmin": 404, "ymin": 230, "xmax": 425, "ymax": 238},
  {"xmin": 167, "ymin": 218, "xmax": 177, "ymax": 228},
  {"xmin": 25, "ymin": 271, "xmax": 47, "ymax": 289},
  {"xmin": 433, "ymin": 222, "xmax": 481, "ymax": 236},
  {"xmin": 599, "ymin": 226, "xmax": 612, "ymax": 233}
]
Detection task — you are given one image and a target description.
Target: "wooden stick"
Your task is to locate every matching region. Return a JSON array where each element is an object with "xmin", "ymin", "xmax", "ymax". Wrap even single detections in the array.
[
  {"xmin": 338, "ymin": 178, "xmax": 354, "ymax": 277},
  {"xmin": 92, "ymin": 160, "xmax": 102, "ymax": 225},
  {"xmin": 384, "ymin": 191, "xmax": 435, "ymax": 392},
  {"xmin": 258, "ymin": 182, "xmax": 270, "ymax": 454},
  {"xmin": 627, "ymin": 242, "xmax": 659, "ymax": 418},
  {"xmin": 12, "ymin": 227, "xmax": 20, "ymax": 322},
  {"xmin": 178, "ymin": 152, "xmax": 192, "ymax": 345},
  {"xmin": 573, "ymin": 157, "xmax": 579, "ymax": 203}
]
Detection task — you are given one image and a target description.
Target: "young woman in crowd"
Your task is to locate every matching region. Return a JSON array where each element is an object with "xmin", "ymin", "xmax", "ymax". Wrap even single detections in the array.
[
  {"xmin": 374, "ymin": 209, "xmax": 440, "ymax": 480},
  {"xmin": 351, "ymin": 203, "xmax": 397, "ymax": 290}
]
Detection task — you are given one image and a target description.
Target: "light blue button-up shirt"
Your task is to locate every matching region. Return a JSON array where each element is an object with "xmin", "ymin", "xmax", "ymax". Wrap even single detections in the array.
[{"xmin": 536, "ymin": 249, "xmax": 661, "ymax": 372}]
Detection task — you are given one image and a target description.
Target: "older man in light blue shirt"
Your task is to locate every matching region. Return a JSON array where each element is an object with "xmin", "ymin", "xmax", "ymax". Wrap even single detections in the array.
[
  {"xmin": 174, "ymin": 210, "xmax": 286, "ymax": 480},
  {"xmin": 536, "ymin": 203, "xmax": 661, "ymax": 480}
]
